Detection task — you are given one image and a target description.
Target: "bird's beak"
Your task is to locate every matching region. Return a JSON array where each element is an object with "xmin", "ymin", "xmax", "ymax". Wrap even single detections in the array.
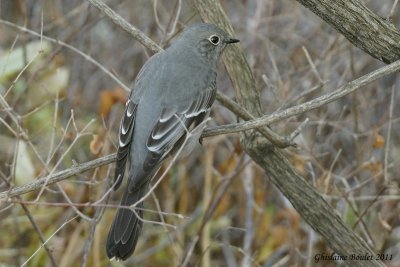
[{"xmin": 225, "ymin": 37, "xmax": 240, "ymax": 44}]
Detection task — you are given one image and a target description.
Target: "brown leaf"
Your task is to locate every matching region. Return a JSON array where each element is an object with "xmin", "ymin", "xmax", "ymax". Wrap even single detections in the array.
[
  {"xmin": 365, "ymin": 161, "xmax": 383, "ymax": 176},
  {"xmin": 372, "ymin": 132, "xmax": 385, "ymax": 148},
  {"xmin": 99, "ymin": 86, "xmax": 128, "ymax": 117},
  {"xmin": 90, "ymin": 134, "xmax": 104, "ymax": 155},
  {"xmin": 64, "ymin": 131, "xmax": 74, "ymax": 141},
  {"xmin": 291, "ymin": 154, "xmax": 306, "ymax": 176}
]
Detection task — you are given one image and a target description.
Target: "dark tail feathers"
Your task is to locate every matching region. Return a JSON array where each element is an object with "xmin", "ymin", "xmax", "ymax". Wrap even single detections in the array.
[{"xmin": 106, "ymin": 184, "xmax": 147, "ymax": 261}]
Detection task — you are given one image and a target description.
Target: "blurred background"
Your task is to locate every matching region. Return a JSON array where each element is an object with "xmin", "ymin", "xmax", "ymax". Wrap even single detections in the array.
[{"xmin": 0, "ymin": 0, "xmax": 399, "ymax": 266}]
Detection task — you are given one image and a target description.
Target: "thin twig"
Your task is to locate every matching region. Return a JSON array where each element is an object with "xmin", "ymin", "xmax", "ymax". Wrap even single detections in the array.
[
  {"xmin": 241, "ymin": 157, "xmax": 254, "ymax": 267},
  {"xmin": 80, "ymin": 165, "xmax": 112, "ymax": 267},
  {"xmin": 288, "ymin": 118, "xmax": 309, "ymax": 142},
  {"xmin": 153, "ymin": 0, "xmax": 164, "ymax": 34},
  {"xmin": 1, "ymin": 176, "xmax": 58, "ymax": 266},
  {"xmin": 20, "ymin": 202, "xmax": 59, "ymax": 266},
  {"xmin": 389, "ymin": 0, "xmax": 399, "ymax": 20},
  {"xmin": 6, "ymin": 199, "xmax": 188, "ymax": 219},
  {"xmin": 21, "ymin": 216, "xmax": 78, "ymax": 267},
  {"xmin": 46, "ymin": 91, "xmax": 60, "ymax": 165},
  {"xmin": 201, "ymin": 145, "xmax": 214, "ymax": 267},
  {"xmin": 384, "ymin": 86, "xmax": 395, "ymax": 184},
  {"xmin": 302, "ymin": 45, "xmax": 323, "ymax": 84},
  {"xmin": 180, "ymin": 157, "xmax": 251, "ymax": 265},
  {"xmin": 180, "ymin": 236, "xmax": 199, "ymax": 267}
]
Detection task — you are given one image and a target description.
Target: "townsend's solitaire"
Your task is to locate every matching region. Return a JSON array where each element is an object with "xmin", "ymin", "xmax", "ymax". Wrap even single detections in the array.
[{"xmin": 106, "ymin": 23, "xmax": 239, "ymax": 261}]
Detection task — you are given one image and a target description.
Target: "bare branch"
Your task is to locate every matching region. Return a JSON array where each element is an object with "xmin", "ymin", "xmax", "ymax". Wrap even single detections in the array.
[
  {"xmin": 20, "ymin": 203, "xmax": 58, "ymax": 267},
  {"xmin": 389, "ymin": 0, "xmax": 399, "ymax": 19},
  {"xmin": 295, "ymin": 0, "xmax": 400, "ymax": 63},
  {"xmin": 203, "ymin": 59, "xmax": 400, "ymax": 137},
  {"xmin": 87, "ymin": 0, "xmax": 162, "ymax": 53},
  {"xmin": 216, "ymin": 91, "xmax": 297, "ymax": 148},
  {"xmin": 0, "ymin": 154, "xmax": 115, "ymax": 200},
  {"xmin": 21, "ymin": 216, "xmax": 78, "ymax": 267},
  {"xmin": 384, "ymin": 86, "xmax": 395, "ymax": 184}
]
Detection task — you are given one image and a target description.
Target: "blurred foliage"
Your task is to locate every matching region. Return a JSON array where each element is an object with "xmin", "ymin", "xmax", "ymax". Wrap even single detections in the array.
[{"xmin": 0, "ymin": 0, "xmax": 399, "ymax": 267}]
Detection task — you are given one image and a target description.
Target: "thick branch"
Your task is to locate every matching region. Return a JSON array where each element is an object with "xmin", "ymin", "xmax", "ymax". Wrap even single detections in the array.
[
  {"xmin": 296, "ymin": 0, "xmax": 400, "ymax": 63},
  {"xmin": 193, "ymin": 0, "xmax": 384, "ymax": 266}
]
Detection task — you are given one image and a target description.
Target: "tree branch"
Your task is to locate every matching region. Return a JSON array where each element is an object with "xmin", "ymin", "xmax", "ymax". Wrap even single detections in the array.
[
  {"xmin": 203, "ymin": 59, "xmax": 400, "ymax": 137},
  {"xmin": 87, "ymin": 0, "xmax": 162, "ymax": 53},
  {"xmin": 0, "ymin": 154, "xmax": 115, "ymax": 201},
  {"xmin": 215, "ymin": 91, "xmax": 297, "ymax": 147},
  {"xmin": 295, "ymin": 0, "xmax": 400, "ymax": 63}
]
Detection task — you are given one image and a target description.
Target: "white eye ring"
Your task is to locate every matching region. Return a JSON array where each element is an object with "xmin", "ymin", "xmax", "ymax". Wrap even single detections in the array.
[{"xmin": 208, "ymin": 35, "xmax": 220, "ymax": 45}]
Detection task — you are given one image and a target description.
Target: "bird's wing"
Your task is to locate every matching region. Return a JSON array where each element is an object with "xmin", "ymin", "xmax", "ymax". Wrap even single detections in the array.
[
  {"xmin": 113, "ymin": 99, "xmax": 137, "ymax": 190},
  {"xmin": 112, "ymin": 52, "xmax": 164, "ymax": 190},
  {"xmin": 129, "ymin": 87, "xmax": 216, "ymax": 191}
]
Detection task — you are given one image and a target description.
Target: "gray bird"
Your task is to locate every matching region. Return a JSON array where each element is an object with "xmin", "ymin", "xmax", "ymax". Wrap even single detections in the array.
[{"xmin": 106, "ymin": 23, "xmax": 239, "ymax": 261}]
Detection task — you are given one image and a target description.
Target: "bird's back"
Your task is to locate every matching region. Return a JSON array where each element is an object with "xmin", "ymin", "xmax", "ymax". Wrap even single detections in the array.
[{"xmin": 129, "ymin": 48, "xmax": 216, "ymax": 175}]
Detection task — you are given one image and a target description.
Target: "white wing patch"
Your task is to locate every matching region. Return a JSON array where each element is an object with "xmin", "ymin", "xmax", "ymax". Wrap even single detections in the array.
[
  {"xmin": 144, "ymin": 87, "xmax": 216, "ymax": 169},
  {"xmin": 113, "ymin": 99, "xmax": 137, "ymax": 189}
]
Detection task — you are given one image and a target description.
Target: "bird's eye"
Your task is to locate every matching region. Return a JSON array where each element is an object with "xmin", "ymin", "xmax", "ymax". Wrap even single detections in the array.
[{"xmin": 208, "ymin": 35, "xmax": 220, "ymax": 45}]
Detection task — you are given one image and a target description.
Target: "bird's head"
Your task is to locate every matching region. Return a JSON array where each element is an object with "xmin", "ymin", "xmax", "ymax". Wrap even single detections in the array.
[{"xmin": 171, "ymin": 23, "xmax": 239, "ymax": 66}]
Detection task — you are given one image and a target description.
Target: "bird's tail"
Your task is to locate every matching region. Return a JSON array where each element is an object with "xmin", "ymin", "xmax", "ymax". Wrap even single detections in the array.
[{"xmin": 106, "ymin": 182, "xmax": 148, "ymax": 261}]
